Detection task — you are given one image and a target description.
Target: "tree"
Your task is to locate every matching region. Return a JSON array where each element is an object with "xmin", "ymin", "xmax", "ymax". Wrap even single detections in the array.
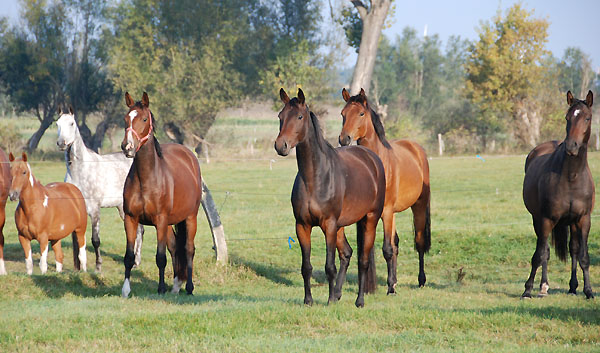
[
  {"xmin": 464, "ymin": 4, "xmax": 555, "ymax": 148},
  {"xmin": 344, "ymin": 0, "xmax": 394, "ymax": 95},
  {"xmin": 0, "ymin": 0, "xmax": 69, "ymax": 152},
  {"xmin": 556, "ymin": 47, "xmax": 596, "ymax": 99}
]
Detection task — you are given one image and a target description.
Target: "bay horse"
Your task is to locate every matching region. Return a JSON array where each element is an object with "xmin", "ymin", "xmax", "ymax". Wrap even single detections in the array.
[
  {"xmin": 522, "ymin": 90, "xmax": 595, "ymax": 299},
  {"xmin": 275, "ymin": 88, "xmax": 386, "ymax": 307},
  {"xmin": 0, "ymin": 148, "xmax": 11, "ymax": 275},
  {"xmin": 8, "ymin": 152, "xmax": 88, "ymax": 274},
  {"xmin": 120, "ymin": 92, "xmax": 202, "ymax": 297},
  {"xmin": 339, "ymin": 88, "xmax": 431, "ymax": 293},
  {"xmin": 56, "ymin": 107, "xmax": 144, "ymax": 272}
]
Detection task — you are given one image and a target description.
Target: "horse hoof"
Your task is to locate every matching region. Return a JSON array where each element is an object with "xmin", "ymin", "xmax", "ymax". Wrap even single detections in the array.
[
  {"xmin": 536, "ymin": 292, "xmax": 547, "ymax": 298},
  {"xmin": 584, "ymin": 291, "xmax": 594, "ymax": 299},
  {"xmin": 122, "ymin": 279, "xmax": 131, "ymax": 298},
  {"xmin": 171, "ymin": 277, "xmax": 182, "ymax": 294},
  {"xmin": 387, "ymin": 288, "xmax": 396, "ymax": 295},
  {"xmin": 355, "ymin": 298, "xmax": 365, "ymax": 308},
  {"xmin": 303, "ymin": 297, "xmax": 313, "ymax": 306},
  {"xmin": 95, "ymin": 264, "xmax": 102, "ymax": 273},
  {"xmin": 521, "ymin": 293, "xmax": 532, "ymax": 300},
  {"xmin": 568, "ymin": 291, "xmax": 577, "ymax": 296}
]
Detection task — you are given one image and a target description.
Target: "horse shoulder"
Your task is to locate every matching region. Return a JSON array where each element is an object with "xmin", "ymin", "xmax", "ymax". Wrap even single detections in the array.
[{"xmin": 525, "ymin": 141, "xmax": 559, "ymax": 172}]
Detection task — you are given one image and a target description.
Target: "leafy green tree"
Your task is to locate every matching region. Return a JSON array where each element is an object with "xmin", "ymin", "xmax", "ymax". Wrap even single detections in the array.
[
  {"xmin": 464, "ymin": 4, "xmax": 555, "ymax": 148},
  {"xmin": 556, "ymin": 47, "xmax": 596, "ymax": 99}
]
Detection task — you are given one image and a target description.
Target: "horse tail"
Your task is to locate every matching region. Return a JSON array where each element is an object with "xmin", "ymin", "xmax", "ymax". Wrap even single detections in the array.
[
  {"xmin": 365, "ymin": 247, "xmax": 377, "ymax": 294},
  {"xmin": 418, "ymin": 201, "xmax": 431, "ymax": 254},
  {"xmin": 551, "ymin": 222, "xmax": 568, "ymax": 262},
  {"xmin": 71, "ymin": 231, "xmax": 80, "ymax": 270},
  {"xmin": 174, "ymin": 221, "xmax": 188, "ymax": 279}
]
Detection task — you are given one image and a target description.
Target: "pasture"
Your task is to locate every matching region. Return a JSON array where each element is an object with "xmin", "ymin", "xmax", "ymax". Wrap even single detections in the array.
[{"xmin": 1, "ymin": 136, "xmax": 600, "ymax": 351}]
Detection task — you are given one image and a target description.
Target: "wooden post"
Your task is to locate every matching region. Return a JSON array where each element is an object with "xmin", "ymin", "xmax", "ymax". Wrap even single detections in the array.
[
  {"xmin": 201, "ymin": 180, "xmax": 228, "ymax": 263},
  {"xmin": 438, "ymin": 133, "xmax": 444, "ymax": 156}
]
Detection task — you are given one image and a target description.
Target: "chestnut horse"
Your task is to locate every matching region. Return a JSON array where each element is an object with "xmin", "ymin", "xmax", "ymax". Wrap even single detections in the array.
[
  {"xmin": 9, "ymin": 152, "xmax": 88, "ymax": 274},
  {"xmin": 120, "ymin": 92, "xmax": 202, "ymax": 297},
  {"xmin": 275, "ymin": 88, "xmax": 386, "ymax": 307},
  {"xmin": 0, "ymin": 148, "xmax": 10, "ymax": 275},
  {"xmin": 522, "ymin": 90, "xmax": 595, "ymax": 299},
  {"xmin": 339, "ymin": 88, "xmax": 431, "ymax": 293}
]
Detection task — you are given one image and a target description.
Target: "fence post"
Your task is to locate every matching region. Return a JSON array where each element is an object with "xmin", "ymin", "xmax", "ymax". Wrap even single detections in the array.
[
  {"xmin": 201, "ymin": 180, "xmax": 228, "ymax": 264},
  {"xmin": 438, "ymin": 133, "xmax": 444, "ymax": 156}
]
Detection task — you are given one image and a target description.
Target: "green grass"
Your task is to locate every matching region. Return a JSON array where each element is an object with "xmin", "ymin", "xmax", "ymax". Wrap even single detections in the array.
[{"xmin": 1, "ymin": 152, "xmax": 600, "ymax": 352}]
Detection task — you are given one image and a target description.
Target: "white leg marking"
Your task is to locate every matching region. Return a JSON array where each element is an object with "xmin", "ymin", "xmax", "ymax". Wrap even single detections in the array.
[
  {"xmin": 25, "ymin": 249, "xmax": 33, "ymax": 275},
  {"xmin": 172, "ymin": 277, "xmax": 182, "ymax": 294},
  {"xmin": 40, "ymin": 246, "xmax": 48, "ymax": 274},
  {"xmin": 540, "ymin": 283, "xmax": 550, "ymax": 295},
  {"xmin": 122, "ymin": 278, "xmax": 131, "ymax": 298},
  {"xmin": 78, "ymin": 243, "xmax": 87, "ymax": 272},
  {"xmin": 56, "ymin": 262, "xmax": 63, "ymax": 273},
  {"xmin": 0, "ymin": 259, "xmax": 6, "ymax": 275}
]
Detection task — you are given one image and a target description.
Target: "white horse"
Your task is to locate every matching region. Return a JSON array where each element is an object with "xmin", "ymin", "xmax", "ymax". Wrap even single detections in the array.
[{"xmin": 56, "ymin": 107, "xmax": 144, "ymax": 272}]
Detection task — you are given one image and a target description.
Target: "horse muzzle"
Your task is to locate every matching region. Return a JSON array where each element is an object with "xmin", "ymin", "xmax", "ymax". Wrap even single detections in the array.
[
  {"xmin": 56, "ymin": 140, "xmax": 68, "ymax": 151},
  {"xmin": 121, "ymin": 141, "xmax": 136, "ymax": 158},
  {"xmin": 274, "ymin": 138, "xmax": 290, "ymax": 156},
  {"xmin": 8, "ymin": 190, "xmax": 19, "ymax": 201},
  {"xmin": 565, "ymin": 140, "xmax": 580, "ymax": 156},
  {"xmin": 339, "ymin": 133, "xmax": 352, "ymax": 146}
]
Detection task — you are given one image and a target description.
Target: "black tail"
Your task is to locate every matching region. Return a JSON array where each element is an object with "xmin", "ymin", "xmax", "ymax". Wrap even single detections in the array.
[
  {"xmin": 174, "ymin": 221, "xmax": 188, "ymax": 279},
  {"xmin": 72, "ymin": 231, "xmax": 80, "ymax": 270},
  {"xmin": 365, "ymin": 247, "xmax": 377, "ymax": 294},
  {"xmin": 552, "ymin": 221, "xmax": 568, "ymax": 262}
]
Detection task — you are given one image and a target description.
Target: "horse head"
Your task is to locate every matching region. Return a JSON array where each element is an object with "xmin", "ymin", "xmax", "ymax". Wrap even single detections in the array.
[
  {"xmin": 121, "ymin": 92, "xmax": 153, "ymax": 158},
  {"xmin": 275, "ymin": 88, "xmax": 310, "ymax": 156},
  {"xmin": 56, "ymin": 106, "xmax": 77, "ymax": 151},
  {"xmin": 339, "ymin": 88, "xmax": 371, "ymax": 146},
  {"xmin": 8, "ymin": 152, "xmax": 32, "ymax": 201},
  {"xmin": 565, "ymin": 90, "xmax": 594, "ymax": 156}
]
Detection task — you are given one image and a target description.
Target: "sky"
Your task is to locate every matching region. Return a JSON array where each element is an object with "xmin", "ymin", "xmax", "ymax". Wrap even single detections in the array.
[{"xmin": 1, "ymin": 0, "xmax": 599, "ymax": 72}]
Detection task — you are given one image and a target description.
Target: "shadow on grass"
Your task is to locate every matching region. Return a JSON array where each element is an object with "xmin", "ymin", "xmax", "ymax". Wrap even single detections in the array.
[
  {"xmin": 455, "ymin": 304, "xmax": 600, "ymax": 326},
  {"xmin": 230, "ymin": 254, "xmax": 294, "ymax": 286}
]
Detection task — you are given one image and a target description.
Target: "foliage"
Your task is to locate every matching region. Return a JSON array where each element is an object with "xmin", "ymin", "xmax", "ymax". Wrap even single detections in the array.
[
  {"xmin": 464, "ymin": 4, "xmax": 557, "ymax": 148},
  {"xmin": 0, "ymin": 120, "xmax": 24, "ymax": 152}
]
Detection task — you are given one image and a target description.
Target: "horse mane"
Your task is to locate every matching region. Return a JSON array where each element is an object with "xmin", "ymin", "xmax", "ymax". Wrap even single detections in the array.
[
  {"xmin": 348, "ymin": 94, "xmax": 392, "ymax": 149},
  {"xmin": 310, "ymin": 111, "xmax": 335, "ymax": 153}
]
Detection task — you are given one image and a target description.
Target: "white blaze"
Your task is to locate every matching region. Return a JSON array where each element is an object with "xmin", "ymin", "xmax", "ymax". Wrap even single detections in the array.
[
  {"xmin": 574, "ymin": 109, "xmax": 580, "ymax": 117},
  {"xmin": 127, "ymin": 111, "xmax": 138, "ymax": 147}
]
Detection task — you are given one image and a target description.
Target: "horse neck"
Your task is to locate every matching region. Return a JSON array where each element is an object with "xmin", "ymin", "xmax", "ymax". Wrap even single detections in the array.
[
  {"xmin": 133, "ymin": 136, "xmax": 162, "ymax": 184},
  {"xmin": 555, "ymin": 142, "xmax": 589, "ymax": 176},
  {"xmin": 66, "ymin": 128, "xmax": 91, "ymax": 170},
  {"xmin": 358, "ymin": 117, "xmax": 387, "ymax": 155},
  {"xmin": 18, "ymin": 176, "xmax": 45, "ymax": 214},
  {"xmin": 295, "ymin": 117, "xmax": 334, "ymax": 192}
]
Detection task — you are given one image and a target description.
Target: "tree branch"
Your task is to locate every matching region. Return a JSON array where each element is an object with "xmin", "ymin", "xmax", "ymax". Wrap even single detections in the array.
[{"xmin": 350, "ymin": 0, "xmax": 368, "ymax": 19}]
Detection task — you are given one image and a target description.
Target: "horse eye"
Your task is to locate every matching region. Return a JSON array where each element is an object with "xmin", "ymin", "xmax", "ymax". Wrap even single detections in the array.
[
  {"xmin": 298, "ymin": 115, "xmax": 303, "ymax": 120},
  {"xmin": 360, "ymin": 112, "xmax": 365, "ymax": 117},
  {"xmin": 71, "ymin": 122, "xmax": 74, "ymax": 126},
  {"xmin": 22, "ymin": 170, "xmax": 26, "ymax": 175}
]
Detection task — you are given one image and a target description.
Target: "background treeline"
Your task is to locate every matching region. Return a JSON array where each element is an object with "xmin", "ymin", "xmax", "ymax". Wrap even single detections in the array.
[{"xmin": 0, "ymin": 1, "xmax": 598, "ymax": 156}]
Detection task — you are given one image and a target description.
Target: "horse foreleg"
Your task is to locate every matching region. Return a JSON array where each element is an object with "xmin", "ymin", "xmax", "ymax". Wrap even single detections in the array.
[
  {"xmin": 122, "ymin": 215, "xmax": 139, "ymax": 298},
  {"xmin": 166, "ymin": 227, "xmax": 181, "ymax": 294},
  {"xmin": 523, "ymin": 217, "xmax": 551, "ymax": 298},
  {"xmin": 577, "ymin": 215, "xmax": 594, "ymax": 299},
  {"xmin": 296, "ymin": 223, "xmax": 313, "ymax": 306},
  {"xmin": 18, "ymin": 234, "xmax": 33, "ymax": 275},
  {"xmin": 538, "ymin": 242, "xmax": 551, "ymax": 297},
  {"xmin": 155, "ymin": 219, "xmax": 169, "ymax": 295},
  {"xmin": 38, "ymin": 236, "xmax": 49, "ymax": 274},
  {"xmin": 412, "ymin": 196, "xmax": 431, "ymax": 288},
  {"xmin": 356, "ymin": 213, "xmax": 378, "ymax": 308},
  {"xmin": 184, "ymin": 216, "xmax": 197, "ymax": 295},
  {"xmin": 333, "ymin": 227, "xmax": 352, "ymax": 301},
  {"xmin": 90, "ymin": 212, "xmax": 102, "ymax": 272},
  {"xmin": 381, "ymin": 212, "xmax": 397, "ymax": 294},
  {"xmin": 568, "ymin": 224, "xmax": 580, "ymax": 295},
  {"xmin": 322, "ymin": 220, "xmax": 339, "ymax": 305},
  {"xmin": 51, "ymin": 240, "xmax": 63, "ymax": 273}
]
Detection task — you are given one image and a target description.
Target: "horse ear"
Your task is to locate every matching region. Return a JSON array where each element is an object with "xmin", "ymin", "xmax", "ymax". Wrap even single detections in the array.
[
  {"xmin": 69, "ymin": 105, "xmax": 74, "ymax": 115},
  {"xmin": 142, "ymin": 92, "xmax": 150, "ymax": 108},
  {"xmin": 298, "ymin": 88, "xmax": 305, "ymax": 105},
  {"xmin": 359, "ymin": 88, "xmax": 367, "ymax": 98},
  {"xmin": 280, "ymin": 88, "xmax": 290, "ymax": 104},
  {"xmin": 567, "ymin": 91, "xmax": 574, "ymax": 106},
  {"xmin": 342, "ymin": 88, "xmax": 350, "ymax": 102},
  {"xmin": 8, "ymin": 152, "xmax": 14, "ymax": 162},
  {"xmin": 58, "ymin": 107, "xmax": 63, "ymax": 115},
  {"xmin": 125, "ymin": 92, "xmax": 134, "ymax": 107},
  {"xmin": 21, "ymin": 152, "xmax": 27, "ymax": 162},
  {"xmin": 586, "ymin": 90, "xmax": 593, "ymax": 107}
]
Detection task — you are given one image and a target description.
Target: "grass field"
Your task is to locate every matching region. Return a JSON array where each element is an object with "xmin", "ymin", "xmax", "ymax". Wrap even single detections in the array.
[{"xmin": 1, "ymin": 142, "xmax": 600, "ymax": 351}]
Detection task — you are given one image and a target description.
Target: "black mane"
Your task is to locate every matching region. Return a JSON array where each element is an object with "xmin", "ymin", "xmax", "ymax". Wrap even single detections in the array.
[
  {"xmin": 310, "ymin": 111, "xmax": 335, "ymax": 153},
  {"xmin": 348, "ymin": 94, "xmax": 392, "ymax": 149}
]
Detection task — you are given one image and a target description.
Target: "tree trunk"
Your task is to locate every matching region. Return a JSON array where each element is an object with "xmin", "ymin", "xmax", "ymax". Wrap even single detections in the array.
[
  {"xmin": 349, "ymin": 0, "xmax": 392, "ymax": 95},
  {"xmin": 26, "ymin": 110, "xmax": 55, "ymax": 153},
  {"xmin": 90, "ymin": 119, "xmax": 112, "ymax": 152}
]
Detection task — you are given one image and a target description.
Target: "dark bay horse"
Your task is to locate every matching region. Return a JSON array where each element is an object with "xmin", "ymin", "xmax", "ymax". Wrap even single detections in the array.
[
  {"xmin": 522, "ymin": 90, "xmax": 594, "ymax": 299},
  {"xmin": 120, "ymin": 92, "xmax": 202, "ymax": 297},
  {"xmin": 9, "ymin": 152, "xmax": 88, "ymax": 274},
  {"xmin": 275, "ymin": 88, "xmax": 386, "ymax": 307},
  {"xmin": 0, "ymin": 148, "xmax": 11, "ymax": 275},
  {"xmin": 339, "ymin": 88, "xmax": 431, "ymax": 293}
]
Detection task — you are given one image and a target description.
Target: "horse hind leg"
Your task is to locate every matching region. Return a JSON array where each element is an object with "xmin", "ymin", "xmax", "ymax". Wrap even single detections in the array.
[
  {"xmin": 577, "ymin": 215, "xmax": 594, "ymax": 299},
  {"xmin": 333, "ymin": 227, "xmax": 352, "ymax": 301},
  {"xmin": 538, "ymin": 242, "xmax": 551, "ymax": 297},
  {"xmin": 71, "ymin": 231, "xmax": 81, "ymax": 271},
  {"xmin": 522, "ymin": 217, "xmax": 552, "ymax": 298},
  {"xmin": 183, "ymin": 216, "xmax": 197, "ymax": 295},
  {"xmin": 90, "ymin": 213, "xmax": 102, "ymax": 272},
  {"xmin": 411, "ymin": 193, "xmax": 431, "ymax": 288},
  {"xmin": 0, "ymin": 208, "xmax": 6, "ymax": 275},
  {"xmin": 51, "ymin": 240, "xmax": 64, "ymax": 272},
  {"xmin": 568, "ymin": 224, "xmax": 580, "ymax": 295},
  {"xmin": 166, "ymin": 226, "xmax": 182, "ymax": 294},
  {"xmin": 381, "ymin": 212, "xmax": 398, "ymax": 294},
  {"xmin": 75, "ymin": 229, "xmax": 87, "ymax": 272},
  {"xmin": 322, "ymin": 220, "xmax": 339, "ymax": 305},
  {"xmin": 133, "ymin": 225, "xmax": 144, "ymax": 268},
  {"xmin": 356, "ymin": 213, "xmax": 378, "ymax": 308}
]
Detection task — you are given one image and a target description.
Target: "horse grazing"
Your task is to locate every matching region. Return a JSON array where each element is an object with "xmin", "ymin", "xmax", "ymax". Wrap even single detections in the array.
[
  {"xmin": 0, "ymin": 148, "xmax": 11, "ymax": 275},
  {"xmin": 275, "ymin": 88, "xmax": 386, "ymax": 307},
  {"xmin": 522, "ymin": 90, "xmax": 595, "ymax": 299},
  {"xmin": 120, "ymin": 92, "xmax": 202, "ymax": 297},
  {"xmin": 8, "ymin": 152, "xmax": 88, "ymax": 274},
  {"xmin": 56, "ymin": 107, "xmax": 144, "ymax": 272},
  {"xmin": 339, "ymin": 88, "xmax": 431, "ymax": 293}
]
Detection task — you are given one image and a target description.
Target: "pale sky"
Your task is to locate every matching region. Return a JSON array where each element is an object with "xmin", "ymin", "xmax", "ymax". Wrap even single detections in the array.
[{"xmin": 1, "ymin": 0, "xmax": 599, "ymax": 70}]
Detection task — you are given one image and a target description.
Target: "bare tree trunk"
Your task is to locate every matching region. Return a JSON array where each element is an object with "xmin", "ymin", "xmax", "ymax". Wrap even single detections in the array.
[
  {"xmin": 26, "ymin": 108, "xmax": 55, "ymax": 153},
  {"xmin": 349, "ymin": 0, "xmax": 393, "ymax": 95}
]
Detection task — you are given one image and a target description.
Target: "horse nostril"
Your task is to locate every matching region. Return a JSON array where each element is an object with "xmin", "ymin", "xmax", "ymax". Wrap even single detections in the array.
[{"xmin": 283, "ymin": 141, "xmax": 288, "ymax": 151}]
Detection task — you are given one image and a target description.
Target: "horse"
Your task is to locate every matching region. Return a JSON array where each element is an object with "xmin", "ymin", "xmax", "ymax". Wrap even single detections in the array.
[
  {"xmin": 8, "ymin": 152, "xmax": 88, "ymax": 274},
  {"xmin": 339, "ymin": 88, "xmax": 431, "ymax": 293},
  {"xmin": 56, "ymin": 107, "xmax": 144, "ymax": 272},
  {"xmin": 275, "ymin": 88, "xmax": 386, "ymax": 307},
  {"xmin": 120, "ymin": 92, "xmax": 202, "ymax": 297},
  {"xmin": 522, "ymin": 90, "xmax": 595, "ymax": 299},
  {"xmin": 0, "ymin": 148, "xmax": 11, "ymax": 275}
]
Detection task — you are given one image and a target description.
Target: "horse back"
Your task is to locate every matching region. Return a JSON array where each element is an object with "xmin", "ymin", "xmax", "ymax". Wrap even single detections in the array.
[{"xmin": 525, "ymin": 140, "xmax": 559, "ymax": 173}]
